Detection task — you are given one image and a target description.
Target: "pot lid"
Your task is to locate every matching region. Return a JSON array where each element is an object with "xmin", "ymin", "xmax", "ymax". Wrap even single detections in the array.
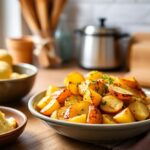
[{"xmin": 83, "ymin": 18, "xmax": 117, "ymax": 36}]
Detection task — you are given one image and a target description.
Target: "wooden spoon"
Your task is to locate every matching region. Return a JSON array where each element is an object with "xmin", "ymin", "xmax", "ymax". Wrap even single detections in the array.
[
  {"xmin": 19, "ymin": 0, "xmax": 41, "ymax": 35},
  {"xmin": 50, "ymin": 0, "xmax": 68, "ymax": 33},
  {"xmin": 35, "ymin": 0, "xmax": 49, "ymax": 37}
]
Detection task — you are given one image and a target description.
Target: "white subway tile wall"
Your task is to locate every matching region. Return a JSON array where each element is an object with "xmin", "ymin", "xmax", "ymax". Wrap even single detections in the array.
[{"xmin": 63, "ymin": 0, "xmax": 150, "ymax": 33}]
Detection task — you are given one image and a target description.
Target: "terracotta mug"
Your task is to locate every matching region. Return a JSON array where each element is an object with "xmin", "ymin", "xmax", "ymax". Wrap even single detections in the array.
[{"xmin": 6, "ymin": 36, "xmax": 34, "ymax": 64}]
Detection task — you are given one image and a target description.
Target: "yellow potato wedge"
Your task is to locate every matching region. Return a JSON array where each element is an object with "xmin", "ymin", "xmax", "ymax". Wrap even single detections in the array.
[
  {"xmin": 46, "ymin": 85, "xmax": 58, "ymax": 96},
  {"xmin": 37, "ymin": 96, "xmax": 51, "ymax": 110},
  {"xmin": 64, "ymin": 101, "xmax": 90, "ymax": 119},
  {"xmin": 87, "ymin": 105, "xmax": 102, "ymax": 124},
  {"xmin": 102, "ymin": 114, "xmax": 116, "ymax": 124},
  {"xmin": 129, "ymin": 101, "xmax": 149, "ymax": 121},
  {"xmin": 52, "ymin": 88, "xmax": 72, "ymax": 103},
  {"xmin": 50, "ymin": 110, "xmax": 58, "ymax": 119},
  {"xmin": 79, "ymin": 80, "xmax": 106, "ymax": 95},
  {"xmin": 113, "ymin": 108, "xmax": 135, "ymax": 123},
  {"xmin": 40, "ymin": 99, "xmax": 60, "ymax": 116},
  {"xmin": 120, "ymin": 77, "xmax": 139, "ymax": 89},
  {"xmin": 66, "ymin": 82, "xmax": 79, "ymax": 95},
  {"xmin": 83, "ymin": 89, "xmax": 102, "ymax": 107},
  {"xmin": 68, "ymin": 114, "xmax": 87, "ymax": 123},
  {"xmin": 109, "ymin": 85, "xmax": 133, "ymax": 100},
  {"xmin": 86, "ymin": 71, "xmax": 103, "ymax": 81},
  {"xmin": 57, "ymin": 106, "xmax": 68, "ymax": 120},
  {"xmin": 147, "ymin": 104, "xmax": 150, "ymax": 111},
  {"xmin": 100, "ymin": 95, "xmax": 123, "ymax": 113},
  {"xmin": 65, "ymin": 95, "xmax": 82, "ymax": 107},
  {"xmin": 64, "ymin": 72, "xmax": 85, "ymax": 85}
]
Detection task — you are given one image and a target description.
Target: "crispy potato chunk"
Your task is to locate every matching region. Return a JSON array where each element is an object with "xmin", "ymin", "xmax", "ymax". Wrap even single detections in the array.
[
  {"xmin": 40, "ymin": 99, "xmax": 60, "ymax": 116},
  {"xmin": 102, "ymin": 114, "xmax": 116, "ymax": 124},
  {"xmin": 120, "ymin": 77, "xmax": 139, "ymax": 89},
  {"xmin": 66, "ymin": 82, "xmax": 79, "ymax": 95},
  {"xmin": 83, "ymin": 89, "xmax": 102, "ymax": 107},
  {"xmin": 100, "ymin": 95, "xmax": 123, "ymax": 113},
  {"xmin": 64, "ymin": 101, "xmax": 90, "ymax": 119},
  {"xmin": 86, "ymin": 71, "xmax": 103, "ymax": 81},
  {"xmin": 113, "ymin": 108, "xmax": 135, "ymax": 123},
  {"xmin": 51, "ymin": 110, "xmax": 58, "ymax": 119},
  {"xmin": 46, "ymin": 85, "xmax": 58, "ymax": 96},
  {"xmin": 64, "ymin": 72, "xmax": 85, "ymax": 85},
  {"xmin": 129, "ymin": 101, "xmax": 149, "ymax": 121},
  {"xmin": 87, "ymin": 105, "xmax": 102, "ymax": 124},
  {"xmin": 79, "ymin": 80, "xmax": 106, "ymax": 96},
  {"xmin": 52, "ymin": 88, "xmax": 72, "ymax": 103},
  {"xmin": 57, "ymin": 106, "xmax": 68, "ymax": 120},
  {"xmin": 37, "ymin": 96, "xmax": 51, "ymax": 110},
  {"xmin": 65, "ymin": 95, "xmax": 82, "ymax": 107},
  {"xmin": 109, "ymin": 85, "xmax": 133, "ymax": 100},
  {"xmin": 68, "ymin": 114, "xmax": 87, "ymax": 123}
]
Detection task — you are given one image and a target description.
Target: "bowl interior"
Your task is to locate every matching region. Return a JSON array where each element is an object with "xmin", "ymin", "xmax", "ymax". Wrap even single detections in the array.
[
  {"xmin": 0, "ymin": 63, "xmax": 38, "ymax": 82},
  {"xmin": 13, "ymin": 63, "xmax": 37, "ymax": 75},
  {"xmin": 0, "ymin": 106, "xmax": 27, "ymax": 136}
]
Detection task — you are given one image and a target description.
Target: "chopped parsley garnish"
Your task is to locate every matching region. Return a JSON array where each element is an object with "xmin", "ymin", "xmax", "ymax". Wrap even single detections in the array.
[{"xmin": 102, "ymin": 75, "xmax": 114, "ymax": 84}]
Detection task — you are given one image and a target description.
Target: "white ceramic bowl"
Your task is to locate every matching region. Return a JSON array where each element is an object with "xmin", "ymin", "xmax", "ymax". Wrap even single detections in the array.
[{"xmin": 28, "ymin": 89, "xmax": 150, "ymax": 144}]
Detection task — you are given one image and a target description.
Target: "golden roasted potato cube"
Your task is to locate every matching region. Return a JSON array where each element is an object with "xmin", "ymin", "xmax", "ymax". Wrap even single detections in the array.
[
  {"xmin": 86, "ymin": 71, "xmax": 103, "ymax": 81},
  {"xmin": 109, "ymin": 85, "xmax": 133, "ymax": 100},
  {"xmin": 83, "ymin": 89, "xmax": 102, "ymax": 107},
  {"xmin": 102, "ymin": 114, "xmax": 116, "ymax": 124},
  {"xmin": 37, "ymin": 96, "xmax": 51, "ymax": 110},
  {"xmin": 57, "ymin": 106, "xmax": 68, "ymax": 120},
  {"xmin": 68, "ymin": 114, "xmax": 87, "ymax": 123},
  {"xmin": 100, "ymin": 95, "xmax": 123, "ymax": 113},
  {"xmin": 65, "ymin": 95, "xmax": 82, "ymax": 107},
  {"xmin": 87, "ymin": 105, "xmax": 102, "ymax": 124},
  {"xmin": 129, "ymin": 101, "xmax": 149, "ymax": 121},
  {"xmin": 113, "ymin": 108, "xmax": 135, "ymax": 123},
  {"xmin": 52, "ymin": 88, "xmax": 72, "ymax": 103},
  {"xmin": 78, "ymin": 81, "xmax": 89, "ymax": 95},
  {"xmin": 51, "ymin": 110, "xmax": 58, "ymax": 119},
  {"xmin": 79, "ymin": 80, "xmax": 106, "ymax": 96},
  {"xmin": 46, "ymin": 85, "xmax": 58, "ymax": 96},
  {"xmin": 40, "ymin": 99, "xmax": 60, "ymax": 116},
  {"xmin": 67, "ymin": 82, "xmax": 79, "ymax": 95},
  {"xmin": 64, "ymin": 101, "xmax": 90, "ymax": 119},
  {"xmin": 64, "ymin": 72, "xmax": 85, "ymax": 86},
  {"xmin": 120, "ymin": 77, "xmax": 139, "ymax": 89},
  {"xmin": 147, "ymin": 104, "xmax": 150, "ymax": 111},
  {"xmin": 144, "ymin": 97, "xmax": 150, "ymax": 105}
]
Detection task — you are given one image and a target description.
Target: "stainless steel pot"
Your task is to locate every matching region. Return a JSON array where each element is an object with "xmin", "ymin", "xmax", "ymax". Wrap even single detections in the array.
[{"xmin": 76, "ymin": 18, "xmax": 129, "ymax": 70}]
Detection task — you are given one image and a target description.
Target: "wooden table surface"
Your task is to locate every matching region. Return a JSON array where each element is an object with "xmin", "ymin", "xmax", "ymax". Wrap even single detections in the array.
[{"xmin": 1, "ymin": 64, "xmax": 148, "ymax": 150}]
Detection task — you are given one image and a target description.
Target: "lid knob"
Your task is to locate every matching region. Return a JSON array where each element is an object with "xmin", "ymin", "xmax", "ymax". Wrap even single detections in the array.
[{"xmin": 99, "ymin": 18, "xmax": 106, "ymax": 27}]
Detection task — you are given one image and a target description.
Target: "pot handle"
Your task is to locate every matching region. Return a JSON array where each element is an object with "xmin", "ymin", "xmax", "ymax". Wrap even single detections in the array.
[{"xmin": 116, "ymin": 33, "xmax": 130, "ymax": 39}]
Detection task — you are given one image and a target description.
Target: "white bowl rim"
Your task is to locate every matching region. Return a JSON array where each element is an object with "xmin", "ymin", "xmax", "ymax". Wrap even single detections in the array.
[{"xmin": 28, "ymin": 90, "xmax": 150, "ymax": 129}]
